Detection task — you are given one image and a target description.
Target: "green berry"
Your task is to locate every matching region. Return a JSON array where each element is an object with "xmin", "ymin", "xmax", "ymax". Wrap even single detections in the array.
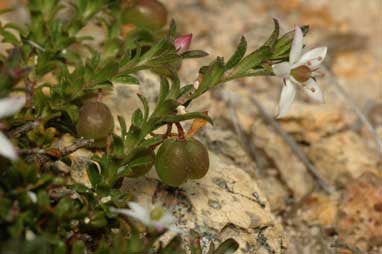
[
  {"xmin": 125, "ymin": 0, "xmax": 168, "ymax": 30},
  {"xmin": 155, "ymin": 138, "xmax": 209, "ymax": 187},
  {"xmin": 184, "ymin": 138, "xmax": 209, "ymax": 180},
  {"xmin": 76, "ymin": 102, "xmax": 114, "ymax": 140}
]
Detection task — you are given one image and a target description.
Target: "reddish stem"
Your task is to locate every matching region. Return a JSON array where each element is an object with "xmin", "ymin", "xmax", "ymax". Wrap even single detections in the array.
[{"xmin": 175, "ymin": 122, "xmax": 185, "ymax": 140}]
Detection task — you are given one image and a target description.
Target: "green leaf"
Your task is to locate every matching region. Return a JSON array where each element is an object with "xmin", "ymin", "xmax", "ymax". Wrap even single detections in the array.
[
  {"xmin": 111, "ymin": 74, "xmax": 139, "ymax": 85},
  {"xmin": 84, "ymin": 81, "xmax": 113, "ymax": 92},
  {"xmin": 141, "ymin": 38, "xmax": 167, "ymax": 62},
  {"xmin": 191, "ymin": 57, "xmax": 225, "ymax": 99},
  {"xmin": 181, "ymin": 50, "xmax": 209, "ymax": 59},
  {"xmin": 167, "ymin": 75, "xmax": 181, "ymax": 100},
  {"xmin": 158, "ymin": 235, "xmax": 186, "ymax": 254},
  {"xmin": 234, "ymin": 46, "xmax": 271, "ymax": 75},
  {"xmin": 131, "ymin": 109, "xmax": 143, "ymax": 128},
  {"xmin": 214, "ymin": 239, "xmax": 239, "ymax": 254},
  {"xmin": 112, "ymin": 135, "xmax": 125, "ymax": 158},
  {"xmin": 87, "ymin": 162, "xmax": 101, "ymax": 188},
  {"xmin": 55, "ymin": 198, "xmax": 72, "ymax": 218},
  {"xmin": 0, "ymin": 30, "xmax": 19, "ymax": 44},
  {"xmin": 137, "ymin": 94, "xmax": 149, "ymax": 122},
  {"xmin": 177, "ymin": 84, "xmax": 194, "ymax": 99},
  {"xmin": 53, "ymin": 104, "xmax": 79, "ymax": 123},
  {"xmin": 93, "ymin": 61, "xmax": 119, "ymax": 83},
  {"xmin": 160, "ymin": 112, "xmax": 213, "ymax": 125},
  {"xmin": 168, "ymin": 19, "xmax": 177, "ymax": 40},
  {"xmin": 225, "ymin": 36, "xmax": 247, "ymax": 70},
  {"xmin": 72, "ymin": 241, "xmax": 86, "ymax": 254},
  {"xmin": 139, "ymin": 136, "xmax": 164, "ymax": 149},
  {"xmin": 158, "ymin": 77, "xmax": 170, "ymax": 105},
  {"xmin": 118, "ymin": 115, "xmax": 127, "ymax": 138},
  {"xmin": 263, "ymin": 18, "xmax": 280, "ymax": 49}
]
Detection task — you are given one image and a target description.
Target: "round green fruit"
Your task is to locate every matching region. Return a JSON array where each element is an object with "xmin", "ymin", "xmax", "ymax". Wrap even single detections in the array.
[
  {"xmin": 76, "ymin": 102, "xmax": 114, "ymax": 140},
  {"xmin": 126, "ymin": 149, "xmax": 155, "ymax": 177},
  {"xmin": 125, "ymin": 0, "xmax": 168, "ymax": 30},
  {"xmin": 155, "ymin": 138, "xmax": 209, "ymax": 187}
]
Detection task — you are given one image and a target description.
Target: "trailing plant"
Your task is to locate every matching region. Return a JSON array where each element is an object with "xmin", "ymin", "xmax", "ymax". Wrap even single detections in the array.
[{"xmin": 0, "ymin": 0, "xmax": 327, "ymax": 253}]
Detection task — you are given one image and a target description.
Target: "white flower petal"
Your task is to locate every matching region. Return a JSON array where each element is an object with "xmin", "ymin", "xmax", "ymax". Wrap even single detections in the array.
[
  {"xmin": 294, "ymin": 47, "xmax": 327, "ymax": 69},
  {"xmin": 27, "ymin": 191, "xmax": 37, "ymax": 203},
  {"xmin": 157, "ymin": 212, "xmax": 175, "ymax": 227},
  {"xmin": 302, "ymin": 78, "xmax": 324, "ymax": 103},
  {"xmin": 0, "ymin": 131, "xmax": 18, "ymax": 160},
  {"xmin": 277, "ymin": 79, "xmax": 296, "ymax": 118},
  {"xmin": 110, "ymin": 203, "xmax": 151, "ymax": 225},
  {"xmin": 289, "ymin": 26, "xmax": 304, "ymax": 64},
  {"xmin": 176, "ymin": 105, "xmax": 187, "ymax": 115},
  {"xmin": 272, "ymin": 62, "xmax": 291, "ymax": 78},
  {"xmin": 0, "ymin": 96, "xmax": 26, "ymax": 119},
  {"xmin": 127, "ymin": 202, "xmax": 151, "ymax": 224}
]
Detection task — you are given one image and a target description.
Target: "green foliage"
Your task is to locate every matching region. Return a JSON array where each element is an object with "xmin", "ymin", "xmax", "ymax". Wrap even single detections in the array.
[{"xmin": 0, "ymin": 0, "xmax": 310, "ymax": 252}]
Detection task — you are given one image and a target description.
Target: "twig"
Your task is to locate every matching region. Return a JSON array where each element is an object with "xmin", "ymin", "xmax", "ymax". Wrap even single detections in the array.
[
  {"xmin": 8, "ymin": 119, "xmax": 41, "ymax": 138},
  {"xmin": 322, "ymin": 65, "xmax": 382, "ymax": 159},
  {"xmin": 25, "ymin": 79, "xmax": 35, "ymax": 109},
  {"xmin": 20, "ymin": 138, "xmax": 94, "ymax": 158},
  {"xmin": 251, "ymin": 95, "xmax": 334, "ymax": 194},
  {"xmin": 59, "ymin": 138, "xmax": 94, "ymax": 157},
  {"xmin": 331, "ymin": 240, "xmax": 363, "ymax": 254}
]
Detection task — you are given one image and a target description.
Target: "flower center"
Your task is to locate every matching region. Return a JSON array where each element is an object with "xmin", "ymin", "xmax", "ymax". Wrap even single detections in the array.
[
  {"xmin": 291, "ymin": 65, "xmax": 311, "ymax": 83},
  {"xmin": 150, "ymin": 207, "xmax": 164, "ymax": 221}
]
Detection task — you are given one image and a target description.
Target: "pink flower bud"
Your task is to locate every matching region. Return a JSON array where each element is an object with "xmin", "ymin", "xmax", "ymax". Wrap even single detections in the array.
[{"xmin": 175, "ymin": 34, "xmax": 192, "ymax": 54}]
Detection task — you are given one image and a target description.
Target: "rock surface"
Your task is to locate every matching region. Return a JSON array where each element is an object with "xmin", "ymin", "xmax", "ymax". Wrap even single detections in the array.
[{"xmin": 123, "ymin": 146, "xmax": 284, "ymax": 254}]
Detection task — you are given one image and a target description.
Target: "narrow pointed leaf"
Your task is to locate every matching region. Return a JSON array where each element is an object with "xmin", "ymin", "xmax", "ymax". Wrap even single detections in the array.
[
  {"xmin": 234, "ymin": 46, "xmax": 271, "ymax": 75},
  {"xmin": 214, "ymin": 239, "xmax": 239, "ymax": 254},
  {"xmin": 225, "ymin": 36, "xmax": 247, "ymax": 70},
  {"xmin": 263, "ymin": 18, "xmax": 280, "ymax": 49},
  {"xmin": 181, "ymin": 50, "xmax": 209, "ymax": 59},
  {"xmin": 160, "ymin": 112, "xmax": 213, "ymax": 125},
  {"xmin": 112, "ymin": 74, "xmax": 139, "ymax": 85}
]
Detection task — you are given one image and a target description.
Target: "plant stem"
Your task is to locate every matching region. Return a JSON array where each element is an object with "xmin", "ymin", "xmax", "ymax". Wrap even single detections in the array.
[{"xmin": 175, "ymin": 122, "xmax": 185, "ymax": 140}]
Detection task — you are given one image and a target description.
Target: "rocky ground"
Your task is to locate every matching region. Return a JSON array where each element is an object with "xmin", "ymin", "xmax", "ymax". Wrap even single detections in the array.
[{"xmin": 1, "ymin": 0, "xmax": 382, "ymax": 253}]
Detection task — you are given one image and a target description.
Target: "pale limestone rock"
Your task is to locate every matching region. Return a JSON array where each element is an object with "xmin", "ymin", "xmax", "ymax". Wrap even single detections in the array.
[
  {"xmin": 337, "ymin": 172, "xmax": 382, "ymax": 252},
  {"xmin": 123, "ymin": 152, "xmax": 284, "ymax": 254},
  {"xmin": 308, "ymin": 131, "xmax": 380, "ymax": 187},
  {"xmin": 251, "ymin": 119, "xmax": 315, "ymax": 200}
]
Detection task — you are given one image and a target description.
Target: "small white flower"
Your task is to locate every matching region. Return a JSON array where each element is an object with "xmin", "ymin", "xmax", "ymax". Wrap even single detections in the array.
[
  {"xmin": 27, "ymin": 191, "xmax": 37, "ymax": 203},
  {"xmin": 193, "ymin": 80, "xmax": 200, "ymax": 90},
  {"xmin": 272, "ymin": 26, "xmax": 327, "ymax": 118},
  {"xmin": 0, "ymin": 96, "xmax": 25, "ymax": 160},
  {"xmin": 110, "ymin": 202, "xmax": 178, "ymax": 232},
  {"xmin": 176, "ymin": 105, "xmax": 187, "ymax": 115}
]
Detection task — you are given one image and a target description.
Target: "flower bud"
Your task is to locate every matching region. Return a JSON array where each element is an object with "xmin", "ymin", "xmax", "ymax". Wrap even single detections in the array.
[{"xmin": 175, "ymin": 34, "xmax": 192, "ymax": 54}]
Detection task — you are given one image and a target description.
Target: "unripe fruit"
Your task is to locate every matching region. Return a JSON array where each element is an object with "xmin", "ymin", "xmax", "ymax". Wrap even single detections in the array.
[
  {"xmin": 185, "ymin": 138, "xmax": 209, "ymax": 180},
  {"xmin": 76, "ymin": 102, "xmax": 114, "ymax": 140},
  {"xmin": 125, "ymin": 0, "xmax": 168, "ymax": 30},
  {"xmin": 126, "ymin": 149, "xmax": 155, "ymax": 177},
  {"xmin": 155, "ymin": 138, "xmax": 209, "ymax": 187}
]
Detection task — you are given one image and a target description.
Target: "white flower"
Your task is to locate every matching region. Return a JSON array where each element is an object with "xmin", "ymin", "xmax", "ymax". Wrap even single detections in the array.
[
  {"xmin": 176, "ymin": 105, "xmax": 187, "ymax": 115},
  {"xmin": 272, "ymin": 26, "xmax": 327, "ymax": 118},
  {"xmin": 193, "ymin": 80, "xmax": 200, "ymax": 90},
  {"xmin": 110, "ymin": 202, "xmax": 178, "ymax": 232},
  {"xmin": 0, "ymin": 96, "xmax": 25, "ymax": 160}
]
